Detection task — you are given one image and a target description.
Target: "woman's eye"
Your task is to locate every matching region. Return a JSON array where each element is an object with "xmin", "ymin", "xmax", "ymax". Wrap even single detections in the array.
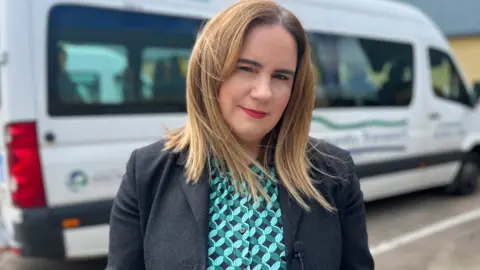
[
  {"xmin": 274, "ymin": 74, "xmax": 289, "ymax": 80},
  {"xmin": 238, "ymin": 66, "xmax": 254, "ymax": 72}
]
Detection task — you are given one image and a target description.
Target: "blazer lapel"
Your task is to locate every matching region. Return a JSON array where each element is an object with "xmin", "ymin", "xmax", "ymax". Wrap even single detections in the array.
[
  {"xmin": 278, "ymin": 185, "xmax": 304, "ymax": 259},
  {"xmin": 177, "ymin": 150, "xmax": 210, "ymax": 265}
]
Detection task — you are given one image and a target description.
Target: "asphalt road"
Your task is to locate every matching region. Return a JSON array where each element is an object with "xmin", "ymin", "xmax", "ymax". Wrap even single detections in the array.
[{"xmin": 1, "ymin": 186, "xmax": 480, "ymax": 269}]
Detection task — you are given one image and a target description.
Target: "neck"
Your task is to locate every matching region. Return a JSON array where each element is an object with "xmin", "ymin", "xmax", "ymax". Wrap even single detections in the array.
[{"xmin": 241, "ymin": 141, "xmax": 262, "ymax": 161}]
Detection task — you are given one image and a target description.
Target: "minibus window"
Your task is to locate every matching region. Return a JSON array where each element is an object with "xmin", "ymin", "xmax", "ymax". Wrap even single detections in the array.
[
  {"xmin": 429, "ymin": 48, "xmax": 473, "ymax": 107},
  {"xmin": 47, "ymin": 5, "xmax": 202, "ymax": 116},
  {"xmin": 140, "ymin": 47, "xmax": 191, "ymax": 104},
  {"xmin": 310, "ymin": 33, "xmax": 414, "ymax": 108}
]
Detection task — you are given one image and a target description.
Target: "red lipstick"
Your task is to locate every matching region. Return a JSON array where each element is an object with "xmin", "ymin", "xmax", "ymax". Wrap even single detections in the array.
[{"xmin": 241, "ymin": 107, "xmax": 267, "ymax": 119}]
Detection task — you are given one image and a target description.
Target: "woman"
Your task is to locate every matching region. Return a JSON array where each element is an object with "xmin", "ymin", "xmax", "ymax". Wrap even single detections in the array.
[{"xmin": 106, "ymin": 1, "xmax": 374, "ymax": 269}]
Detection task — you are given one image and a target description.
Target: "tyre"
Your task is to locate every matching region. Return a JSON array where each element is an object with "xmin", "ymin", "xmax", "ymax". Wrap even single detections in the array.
[{"xmin": 444, "ymin": 152, "xmax": 480, "ymax": 195}]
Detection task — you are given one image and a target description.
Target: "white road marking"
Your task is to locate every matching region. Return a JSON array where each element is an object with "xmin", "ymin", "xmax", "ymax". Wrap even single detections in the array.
[{"xmin": 370, "ymin": 207, "xmax": 480, "ymax": 256}]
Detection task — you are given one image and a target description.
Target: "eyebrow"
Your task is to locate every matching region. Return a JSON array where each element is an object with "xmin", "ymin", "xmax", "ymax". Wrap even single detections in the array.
[{"xmin": 237, "ymin": 58, "xmax": 296, "ymax": 76}]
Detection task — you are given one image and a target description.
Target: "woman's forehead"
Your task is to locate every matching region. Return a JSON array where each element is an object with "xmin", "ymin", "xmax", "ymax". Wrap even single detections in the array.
[{"xmin": 239, "ymin": 24, "xmax": 298, "ymax": 70}]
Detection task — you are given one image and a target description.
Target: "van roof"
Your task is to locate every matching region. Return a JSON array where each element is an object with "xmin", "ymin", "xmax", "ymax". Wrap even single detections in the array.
[
  {"xmin": 53, "ymin": 0, "xmax": 441, "ymax": 34},
  {"xmin": 45, "ymin": 0, "xmax": 448, "ymax": 47},
  {"xmin": 291, "ymin": 0, "xmax": 438, "ymax": 28}
]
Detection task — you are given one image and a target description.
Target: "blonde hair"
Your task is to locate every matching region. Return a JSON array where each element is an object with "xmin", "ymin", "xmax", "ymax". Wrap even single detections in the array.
[{"xmin": 165, "ymin": 0, "xmax": 335, "ymax": 212}]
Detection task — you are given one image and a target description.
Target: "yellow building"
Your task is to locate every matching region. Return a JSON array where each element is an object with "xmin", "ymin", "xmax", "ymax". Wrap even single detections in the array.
[{"xmin": 449, "ymin": 37, "xmax": 480, "ymax": 87}]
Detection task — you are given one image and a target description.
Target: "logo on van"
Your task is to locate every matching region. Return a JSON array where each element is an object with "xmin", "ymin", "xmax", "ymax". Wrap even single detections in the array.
[
  {"xmin": 312, "ymin": 116, "xmax": 407, "ymax": 130},
  {"xmin": 66, "ymin": 170, "xmax": 88, "ymax": 193}
]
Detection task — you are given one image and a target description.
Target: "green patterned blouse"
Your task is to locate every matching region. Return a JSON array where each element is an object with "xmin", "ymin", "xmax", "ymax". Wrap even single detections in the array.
[{"xmin": 207, "ymin": 160, "xmax": 287, "ymax": 270}]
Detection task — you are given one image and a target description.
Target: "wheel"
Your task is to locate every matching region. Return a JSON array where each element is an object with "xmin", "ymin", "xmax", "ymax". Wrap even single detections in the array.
[{"xmin": 444, "ymin": 152, "xmax": 480, "ymax": 195}]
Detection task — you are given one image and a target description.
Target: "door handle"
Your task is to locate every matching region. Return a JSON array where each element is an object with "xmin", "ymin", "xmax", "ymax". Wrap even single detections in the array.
[{"xmin": 428, "ymin": 112, "xmax": 441, "ymax": 120}]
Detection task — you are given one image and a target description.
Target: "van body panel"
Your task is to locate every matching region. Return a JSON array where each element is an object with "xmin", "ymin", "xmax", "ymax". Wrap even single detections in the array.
[{"xmin": 30, "ymin": 0, "xmax": 196, "ymax": 206}]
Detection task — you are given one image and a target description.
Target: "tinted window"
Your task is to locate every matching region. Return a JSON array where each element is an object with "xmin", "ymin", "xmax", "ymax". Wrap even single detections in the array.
[
  {"xmin": 429, "ymin": 48, "xmax": 473, "ymax": 107},
  {"xmin": 140, "ymin": 47, "xmax": 191, "ymax": 104},
  {"xmin": 48, "ymin": 5, "xmax": 202, "ymax": 116},
  {"xmin": 310, "ymin": 34, "xmax": 414, "ymax": 108}
]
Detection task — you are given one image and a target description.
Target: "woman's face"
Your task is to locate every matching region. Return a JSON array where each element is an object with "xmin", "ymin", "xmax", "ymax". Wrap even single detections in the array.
[{"xmin": 218, "ymin": 24, "xmax": 297, "ymax": 147}]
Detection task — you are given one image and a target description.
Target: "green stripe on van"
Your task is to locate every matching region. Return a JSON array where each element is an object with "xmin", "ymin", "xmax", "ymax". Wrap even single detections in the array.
[{"xmin": 311, "ymin": 116, "xmax": 407, "ymax": 130}]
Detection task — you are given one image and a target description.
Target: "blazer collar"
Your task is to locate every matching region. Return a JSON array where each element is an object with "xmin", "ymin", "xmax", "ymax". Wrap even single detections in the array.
[
  {"xmin": 278, "ymin": 186, "xmax": 304, "ymax": 259},
  {"xmin": 177, "ymin": 157, "xmax": 209, "ymax": 267},
  {"xmin": 176, "ymin": 147, "xmax": 304, "ymax": 262}
]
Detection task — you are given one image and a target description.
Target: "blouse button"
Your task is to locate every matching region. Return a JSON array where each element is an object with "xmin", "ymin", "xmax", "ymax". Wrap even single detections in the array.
[{"xmin": 239, "ymin": 227, "xmax": 246, "ymax": 234}]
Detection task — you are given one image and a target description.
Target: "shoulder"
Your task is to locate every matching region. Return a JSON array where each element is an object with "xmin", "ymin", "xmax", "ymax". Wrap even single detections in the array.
[
  {"xmin": 307, "ymin": 136, "xmax": 351, "ymax": 159},
  {"xmin": 132, "ymin": 138, "xmax": 172, "ymax": 162},
  {"xmin": 126, "ymin": 138, "xmax": 181, "ymax": 184},
  {"xmin": 306, "ymin": 136, "xmax": 355, "ymax": 180},
  {"xmin": 306, "ymin": 137, "xmax": 360, "ymax": 207}
]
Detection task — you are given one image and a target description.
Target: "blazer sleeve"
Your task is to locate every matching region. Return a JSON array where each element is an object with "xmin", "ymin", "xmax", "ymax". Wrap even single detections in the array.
[
  {"xmin": 339, "ymin": 154, "xmax": 375, "ymax": 270},
  {"xmin": 106, "ymin": 150, "xmax": 146, "ymax": 270}
]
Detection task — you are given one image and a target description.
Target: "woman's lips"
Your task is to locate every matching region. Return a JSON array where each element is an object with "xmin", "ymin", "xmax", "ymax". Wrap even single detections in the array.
[{"xmin": 241, "ymin": 107, "xmax": 267, "ymax": 119}]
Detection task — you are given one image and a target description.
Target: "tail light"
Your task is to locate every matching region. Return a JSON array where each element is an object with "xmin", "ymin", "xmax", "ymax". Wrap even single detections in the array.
[{"xmin": 5, "ymin": 122, "xmax": 46, "ymax": 208}]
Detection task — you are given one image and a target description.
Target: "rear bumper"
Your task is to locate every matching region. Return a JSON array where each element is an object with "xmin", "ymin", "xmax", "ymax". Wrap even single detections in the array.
[{"xmin": 12, "ymin": 199, "xmax": 113, "ymax": 259}]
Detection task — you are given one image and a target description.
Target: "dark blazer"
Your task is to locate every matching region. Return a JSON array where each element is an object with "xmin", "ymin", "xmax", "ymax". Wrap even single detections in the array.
[{"xmin": 106, "ymin": 138, "xmax": 374, "ymax": 270}]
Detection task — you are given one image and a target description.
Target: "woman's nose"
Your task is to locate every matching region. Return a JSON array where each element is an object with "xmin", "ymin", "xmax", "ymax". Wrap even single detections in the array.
[{"xmin": 250, "ymin": 76, "xmax": 273, "ymax": 101}]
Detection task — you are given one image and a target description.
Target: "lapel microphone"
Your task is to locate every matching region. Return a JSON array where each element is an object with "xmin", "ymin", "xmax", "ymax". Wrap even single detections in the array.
[{"xmin": 293, "ymin": 241, "xmax": 305, "ymax": 270}]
